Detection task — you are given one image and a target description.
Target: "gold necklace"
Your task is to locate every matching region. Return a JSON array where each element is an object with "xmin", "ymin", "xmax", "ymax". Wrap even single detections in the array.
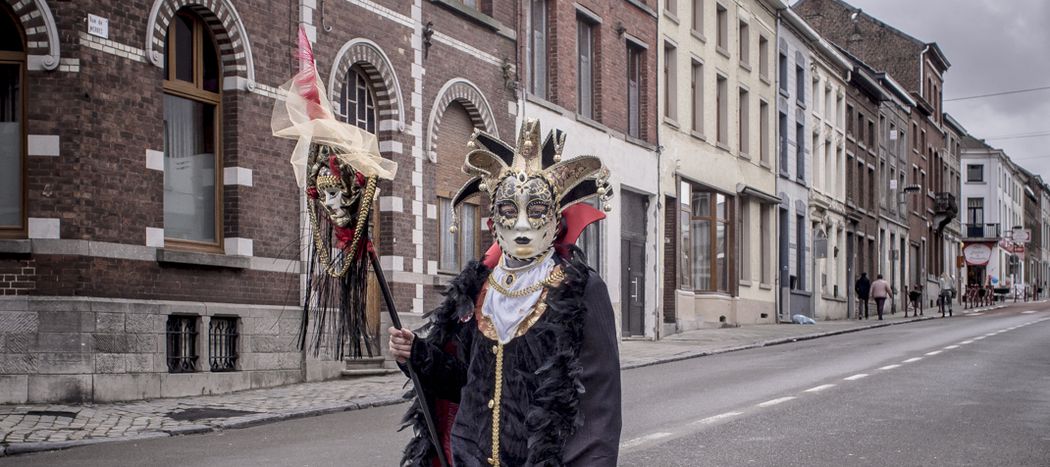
[{"xmin": 486, "ymin": 267, "xmax": 565, "ymax": 297}]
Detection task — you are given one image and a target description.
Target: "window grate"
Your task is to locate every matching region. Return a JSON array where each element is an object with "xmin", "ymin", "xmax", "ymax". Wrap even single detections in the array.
[
  {"xmin": 166, "ymin": 315, "xmax": 198, "ymax": 373},
  {"xmin": 209, "ymin": 317, "xmax": 239, "ymax": 372}
]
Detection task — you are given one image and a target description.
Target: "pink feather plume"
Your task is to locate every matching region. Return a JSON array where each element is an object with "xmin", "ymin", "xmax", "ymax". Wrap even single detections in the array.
[{"xmin": 294, "ymin": 27, "xmax": 326, "ymax": 121}]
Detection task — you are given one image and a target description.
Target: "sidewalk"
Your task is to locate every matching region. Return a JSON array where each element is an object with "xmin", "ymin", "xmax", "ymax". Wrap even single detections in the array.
[{"xmin": 0, "ymin": 305, "xmax": 994, "ymax": 457}]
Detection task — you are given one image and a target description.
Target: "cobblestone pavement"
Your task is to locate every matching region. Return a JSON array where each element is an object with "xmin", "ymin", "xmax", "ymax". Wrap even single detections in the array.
[{"xmin": 0, "ymin": 304, "xmax": 1001, "ymax": 457}]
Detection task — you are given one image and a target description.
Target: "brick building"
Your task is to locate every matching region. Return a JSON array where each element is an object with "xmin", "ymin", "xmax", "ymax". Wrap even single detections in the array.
[
  {"xmin": 794, "ymin": 0, "xmax": 954, "ymax": 311},
  {"xmin": 520, "ymin": 0, "xmax": 660, "ymax": 338},
  {"xmin": 0, "ymin": 0, "xmax": 518, "ymax": 403},
  {"xmin": 0, "ymin": 0, "xmax": 305, "ymax": 403}
]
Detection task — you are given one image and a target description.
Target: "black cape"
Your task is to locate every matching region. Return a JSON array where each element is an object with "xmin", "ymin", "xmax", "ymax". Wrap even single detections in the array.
[{"xmin": 400, "ymin": 253, "xmax": 622, "ymax": 466}]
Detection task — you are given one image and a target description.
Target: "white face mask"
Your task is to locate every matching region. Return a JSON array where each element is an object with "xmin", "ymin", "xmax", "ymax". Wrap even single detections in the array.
[{"xmin": 491, "ymin": 172, "xmax": 558, "ymax": 261}]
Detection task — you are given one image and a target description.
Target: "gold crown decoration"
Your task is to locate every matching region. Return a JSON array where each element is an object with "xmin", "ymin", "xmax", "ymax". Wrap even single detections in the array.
[{"xmin": 449, "ymin": 119, "xmax": 613, "ymax": 233}]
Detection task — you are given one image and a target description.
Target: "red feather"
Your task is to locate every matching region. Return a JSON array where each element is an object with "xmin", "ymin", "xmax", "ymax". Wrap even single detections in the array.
[{"xmin": 294, "ymin": 27, "xmax": 326, "ymax": 120}]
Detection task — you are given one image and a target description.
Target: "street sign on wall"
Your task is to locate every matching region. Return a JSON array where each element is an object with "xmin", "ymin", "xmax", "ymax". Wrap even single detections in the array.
[{"xmin": 1011, "ymin": 228, "xmax": 1032, "ymax": 243}]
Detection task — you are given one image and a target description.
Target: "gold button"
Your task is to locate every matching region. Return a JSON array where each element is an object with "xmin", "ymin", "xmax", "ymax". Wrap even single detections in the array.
[
  {"xmin": 487, "ymin": 458, "xmax": 496, "ymax": 465},
  {"xmin": 488, "ymin": 399, "xmax": 495, "ymax": 409}
]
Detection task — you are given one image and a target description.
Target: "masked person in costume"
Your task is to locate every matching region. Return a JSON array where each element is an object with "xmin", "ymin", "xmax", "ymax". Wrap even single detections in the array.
[{"xmin": 389, "ymin": 119, "xmax": 622, "ymax": 466}]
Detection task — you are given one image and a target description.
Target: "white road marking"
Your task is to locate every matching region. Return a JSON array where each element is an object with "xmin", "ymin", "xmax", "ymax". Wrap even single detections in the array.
[
  {"xmin": 878, "ymin": 364, "xmax": 901, "ymax": 370},
  {"xmin": 1021, "ymin": 310, "xmax": 1037, "ymax": 314},
  {"xmin": 621, "ymin": 432, "xmax": 672, "ymax": 449},
  {"xmin": 804, "ymin": 384, "xmax": 836, "ymax": 393},
  {"xmin": 960, "ymin": 340, "xmax": 974, "ymax": 345},
  {"xmin": 692, "ymin": 411, "xmax": 743, "ymax": 425},
  {"xmin": 844, "ymin": 374, "xmax": 869, "ymax": 381},
  {"xmin": 902, "ymin": 357, "xmax": 923, "ymax": 363},
  {"xmin": 968, "ymin": 312, "xmax": 984, "ymax": 316},
  {"xmin": 925, "ymin": 350, "xmax": 942, "ymax": 356},
  {"xmin": 943, "ymin": 345, "xmax": 959, "ymax": 350},
  {"xmin": 757, "ymin": 397, "xmax": 796, "ymax": 407},
  {"xmin": 974, "ymin": 336, "xmax": 985, "ymax": 340}
]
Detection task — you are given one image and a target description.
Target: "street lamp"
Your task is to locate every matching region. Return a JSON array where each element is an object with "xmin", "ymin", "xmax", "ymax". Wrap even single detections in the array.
[{"xmin": 897, "ymin": 184, "xmax": 922, "ymax": 312}]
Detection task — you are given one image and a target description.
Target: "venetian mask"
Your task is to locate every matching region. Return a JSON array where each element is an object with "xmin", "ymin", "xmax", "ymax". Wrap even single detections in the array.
[
  {"xmin": 449, "ymin": 119, "xmax": 614, "ymax": 263},
  {"xmin": 492, "ymin": 172, "xmax": 559, "ymax": 261},
  {"xmin": 309, "ymin": 145, "xmax": 361, "ymax": 228}
]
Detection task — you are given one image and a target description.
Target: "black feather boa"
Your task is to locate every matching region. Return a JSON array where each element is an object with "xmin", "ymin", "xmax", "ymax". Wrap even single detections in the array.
[{"xmin": 400, "ymin": 254, "xmax": 592, "ymax": 466}]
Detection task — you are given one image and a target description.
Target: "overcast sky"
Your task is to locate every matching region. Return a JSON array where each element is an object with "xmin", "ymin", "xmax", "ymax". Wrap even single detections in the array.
[{"xmin": 806, "ymin": 0, "xmax": 1050, "ymax": 182}]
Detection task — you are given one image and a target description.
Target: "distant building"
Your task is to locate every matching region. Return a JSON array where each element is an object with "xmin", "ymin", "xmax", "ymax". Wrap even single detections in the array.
[
  {"xmin": 959, "ymin": 136, "xmax": 1024, "ymax": 290},
  {"xmin": 659, "ymin": 0, "xmax": 781, "ymax": 331}
]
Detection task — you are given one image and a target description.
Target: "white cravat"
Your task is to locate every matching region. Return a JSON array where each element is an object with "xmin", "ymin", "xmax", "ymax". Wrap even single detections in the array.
[{"xmin": 483, "ymin": 252, "xmax": 555, "ymax": 344}]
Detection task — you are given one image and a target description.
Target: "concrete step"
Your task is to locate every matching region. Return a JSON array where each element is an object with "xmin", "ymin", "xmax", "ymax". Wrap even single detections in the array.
[
  {"xmin": 340, "ymin": 368, "xmax": 401, "ymax": 378},
  {"xmin": 343, "ymin": 356, "xmax": 386, "ymax": 368}
]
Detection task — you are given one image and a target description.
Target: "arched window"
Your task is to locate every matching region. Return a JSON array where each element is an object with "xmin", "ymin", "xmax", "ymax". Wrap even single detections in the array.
[
  {"xmin": 0, "ymin": 5, "xmax": 25, "ymax": 237},
  {"xmin": 341, "ymin": 65, "xmax": 377, "ymax": 133},
  {"xmin": 163, "ymin": 10, "xmax": 222, "ymax": 247}
]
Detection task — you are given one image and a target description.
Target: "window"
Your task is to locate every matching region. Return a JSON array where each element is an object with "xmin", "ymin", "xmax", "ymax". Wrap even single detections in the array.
[
  {"xmin": 667, "ymin": 0, "xmax": 678, "ymax": 16},
  {"xmin": 439, "ymin": 198, "xmax": 479, "ymax": 272},
  {"xmin": 208, "ymin": 317, "xmax": 238, "ymax": 372},
  {"xmin": 457, "ymin": 0, "xmax": 478, "ymax": 8},
  {"xmin": 716, "ymin": 3, "xmax": 728, "ymax": 52},
  {"xmin": 760, "ymin": 205, "xmax": 771, "ymax": 284},
  {"xmin": 738, "ymin": 88, "xmax": 749, "ymax": 155},
  {"xmin": 529, "ymin": 0, "xmax": 548, "ymax": 99},
  {"xmin": 759, "ymin": 100, "xmax": 769, "ymax": 165},
  {"xmin": 867, "ymin": 119, "xmax": 875, "ymax": 147},
  {"xmin": 577, "ymin": 15, "xmax": 596, "ymax": 119},
  {"xmin": 967, "ymin": 164, "xmax": 984, "ymax": 182},
  {"xmin": 0, "ymin": 7, "xmax": 25, "ymax": 237},
  {"xmin": 627, "ymin": 42, "xmax": 644, "ymax": 138},
  {"xmin": 738, "ymin": 21, "xmax": 749, "ymax": 67},
  {"xmin": 166, "ymin": 315, "xmax": 199, "ymax": 373},
  {"xmin": 689, "ymin": 187, "xmax": 732, "ymax": 292},
  {"xmin": 341, "ymin": 65, "xmax": 376, "ymax": 133},
  {"xmin": 164, "ymin": 11, "xmax": 222, "ymax": 246},
  {"xmin": 868, "ymin": 166, "xmax": 875, "ymax": 209},
  {"xmin": 811, "ymin": 79, "xmax": 819, "ymax": 113},
  {"xmin": 758, "ymin": 35, "xmax": 769, "ymax": 80},
  {"xmin": 692, "ymin": 0, "xmax": 704, "ymax": 34},
  {"xmin": 578, "ymin": 199, "xmax": 602, "ymax": 272},
  {"xmin": 740, "ymin": 201, "xmax": 751, "ymax": 280},
  {"xmin": 779, "ymin": 112, "xmax": 788, "ymax": 173},
  {"xmin": 664, "ymin": 42, "xmax": 677, "ymax": 121},
  {"xmin": 716, "ymin": 75, "xmax": 728, "ymax": 145},
  {"xmin": 795, "ymin": 63, "xmax": 805, "ymax": 102},
  {"xmin": 795, "ymin": 122, "xmax": 804, "ymax": 181},
  {"xmin": 856, "ymin": 113, "xmax": 864, "ymax": 143},
  {"xmin": 778, "ymin": 51, "xmax": 788, "ymax": 93},
  {"xmin": 967, "ymin": 198, "xmax": 983, "ymax": 225},
  {"xmin": 795, "ymin": 214, "xmax": 805, "ymax": 289},
  {"xmin": 691, "ymin": 60, "xmax": 703, "ymax": 133},
  {"xmin": 679, "ymin": 183, "xmax": 693, "ymax": 288},
  {"xmin": 846, "ymin": 104, "xmax": 854, "ymax": 135}
]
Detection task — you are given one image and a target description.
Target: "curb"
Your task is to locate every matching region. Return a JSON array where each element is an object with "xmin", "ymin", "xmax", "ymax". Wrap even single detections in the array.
[
  {"xmin": 621, "ymin": 315, "xmax": 935, "ymax": 370},
  {"xmin": 0, "ymin": 397, "xmax": 409, "ymax": 458}
]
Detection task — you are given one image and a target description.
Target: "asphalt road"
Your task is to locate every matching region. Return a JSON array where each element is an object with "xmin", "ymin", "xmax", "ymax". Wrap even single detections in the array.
[{"xmin": 6, "ymin": 301, "xmax": 1049, "ymax": 466}]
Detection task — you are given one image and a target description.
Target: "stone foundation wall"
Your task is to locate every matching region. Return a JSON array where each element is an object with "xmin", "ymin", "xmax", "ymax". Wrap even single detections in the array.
[{"xmin": 0, "ymin": 296, "xmax": 308, "ymax": 404}]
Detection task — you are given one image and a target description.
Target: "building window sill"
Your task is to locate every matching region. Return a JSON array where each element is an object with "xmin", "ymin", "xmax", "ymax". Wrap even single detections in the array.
[
  {"xmin": 157, "ymin": 248, "xmax": 250, "ymax": 269},
  {"xmin": 429, "ymin": 0, "xmax": 515, "ymax": 40},
  {"xmin": 740, "ymin": 62, "xmax": 752, "ymax": 73},
  {"xmin": 716, "ymin": 46, "xmax": 731, "ymax": 59},
  {"xmin": 663, "ymin": 116, "xmax": 680, "ymax": 129},
  {"xmin": 0, "ymin": 239, "xmax": 31, "ymax": 255},
  {"xmin": 691, "ymin": 30, "xmax": 707, "ymax": 43},
  {"xmin": 759, "ymin": 282, "xmax": 773, "ymax": 290}
]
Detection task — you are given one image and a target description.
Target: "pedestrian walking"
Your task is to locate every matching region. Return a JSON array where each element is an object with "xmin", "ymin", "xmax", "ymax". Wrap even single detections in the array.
[
  {"xmin": 938, "ymin": 274, "xmax": 955, "ymax": 317},
  {"xmin": 855, "ymin": 273, "xmax": 871, "ymax": 319},
  {"xmin": 871, "ymin": 274, "xmax": 892, "ymax": 320}
]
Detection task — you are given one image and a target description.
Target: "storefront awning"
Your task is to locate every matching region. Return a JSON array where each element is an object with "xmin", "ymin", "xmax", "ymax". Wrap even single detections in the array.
[{"xmin": 736, "ymin": 184, "xmax": 781, "ymax": 204}]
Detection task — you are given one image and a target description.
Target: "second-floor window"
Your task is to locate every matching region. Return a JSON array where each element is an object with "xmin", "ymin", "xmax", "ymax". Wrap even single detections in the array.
[
  {"xmin": 967, "ymin": 164, "xmax": 984, "ymax": 182},
  {"xmin": 529, "ymin": 0, "xmax": 548, "ymax": 99},
  {"xmin": 627, "ymin": 42, "xmax": 644, "ymax": 138},
  {"xmin": 577, "ymin": 15, "xmax": 597, "ymax": 119},
  {"xmin": 716, "ymin": 3, "xmax": 728, "ymax": 52},
  {"xmin": 664, "ymin": 42, "xmax": 677, "ymax": 121},
  {"xmin": 738, "ymin": 21, "xmax": 749, "ymax": 67},
  {"xmin": 758, "ymin": 35, "xmax": 769, "ymax": 80},
  {"xmin": 967, "ymin": 198, "xmax": 983, "ymax": 224}
]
